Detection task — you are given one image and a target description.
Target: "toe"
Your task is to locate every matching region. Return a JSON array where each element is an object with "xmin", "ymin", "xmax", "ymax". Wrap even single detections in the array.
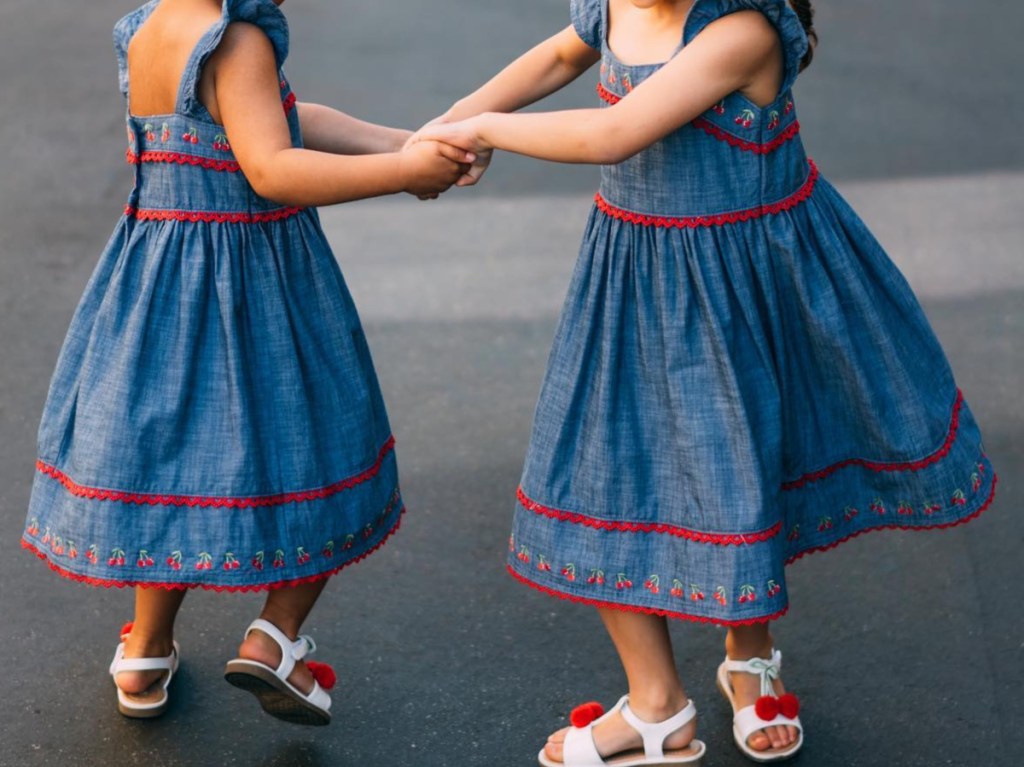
[
  {"xmin": 544, "ymin": 727, "xmax": 569, "ymax": 763},
  {"xmin": 747, "ymin": 730, "xmax": 771, "ymax": 751}
]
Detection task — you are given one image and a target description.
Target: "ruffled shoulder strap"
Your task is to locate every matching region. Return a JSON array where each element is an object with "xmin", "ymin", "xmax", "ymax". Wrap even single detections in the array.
[
  {"xmin": 176, "ymin": 0, "xmax": 290, "ymax": 119},
  {"xmin": 569, "ymin": 0, "xmax": 604, "ymax": 51},
  {"xmin": 113, "ymin": 1, "xmax": 160, "ymax": 98},
  {"xmin": 683, "ymin": 0, "xmax": 808, "ymax": 92}
]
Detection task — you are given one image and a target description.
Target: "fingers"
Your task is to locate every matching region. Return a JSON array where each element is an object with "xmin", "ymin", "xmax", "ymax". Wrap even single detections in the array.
[{"xmin": 435, "ymin": 142, "xmax": 476, "ymax": 164}]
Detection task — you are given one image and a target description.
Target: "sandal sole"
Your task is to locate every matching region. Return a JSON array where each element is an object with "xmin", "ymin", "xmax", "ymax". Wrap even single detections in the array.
[{"xmin": 224, "ymin": 662, "xmax": 330, "ymax": 726}]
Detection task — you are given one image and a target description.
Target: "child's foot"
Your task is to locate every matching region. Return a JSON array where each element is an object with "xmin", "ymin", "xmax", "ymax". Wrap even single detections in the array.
[
  {"xmin": 237, "ymin": 626, "xmax": 316, "ymax": 695},
  {"xmin": 543, "ymin": 696, "xmax": 698, "ymax": 763},
  {"xmin": 115, "ymin": 629, "xmax": 175, "ymax": 695},
  {"xmin": 724, "ymin": 649, "xmax": 800, "ymax": 753}
]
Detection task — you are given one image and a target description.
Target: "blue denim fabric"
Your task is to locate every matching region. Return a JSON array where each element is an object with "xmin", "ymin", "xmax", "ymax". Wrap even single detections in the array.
[
  {"xmin": 22, "ymin": 0, "xmax": 402, "ymax": 589},
  {"xmin": 507, "ymin": 0, "xmax": 995, "ymax": 624}
]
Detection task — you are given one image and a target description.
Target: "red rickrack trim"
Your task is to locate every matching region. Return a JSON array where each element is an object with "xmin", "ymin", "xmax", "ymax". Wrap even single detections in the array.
[
  {"xmin": 20, "ymin": 506, "xmax": 406, "ymax": 593},
  {"xmin": 691, "ymin": 117, "xmax": 801, "ymax": 155},
  {"xmin": 283, "ymin": 92, "xmax": 297, "ymax": 115},
  {"xmin": 596, "ymin": 82, "xmax": 622, "ymax": 105},
  {"xmin": 785, "ymin": 472, "xmax": 997, "ymax": 565},
  {"xmin": 507, "ymin": 566, "xmax": 789, "ymax": 627},
  {"xmin": 126, "ymin": 149, "xmax": 241, "ymax": 173},
  {"xmin": 782, "ymin": 390, "xmax": 963, "ymax": 491},
  {"xmin": 123, "ymin": 204, "xmax": 303, "ymax": 224},
  {"xmin": 594, "ymin": 160, "xmax": 818, "ymax": 229},
  {"xmin": 517, "ymin": 487, "xmax": 781, "ymax": 545},
  {"xmin": 36, "ymin": 437, "xmax": 395, "ymax": 509}
]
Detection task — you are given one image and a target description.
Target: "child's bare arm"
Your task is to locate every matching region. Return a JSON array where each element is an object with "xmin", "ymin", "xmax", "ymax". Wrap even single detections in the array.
[
  {"xmin": 210, "ymin": 23, "xmax": 471, "ymax": 206},
  {"xmin": 297, "ymin": 103, "xmax": 411, "ymax": 155},
  {"xmin": 421, "ymin": 12, "xmax": 779, "ymax": 166},
  {"xmin": 442, "ymin": 26, "xmax": 601, "ymax": 121}
]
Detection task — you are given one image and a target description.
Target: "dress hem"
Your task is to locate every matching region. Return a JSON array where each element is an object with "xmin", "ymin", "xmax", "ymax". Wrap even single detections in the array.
[{"xmin": 20, "ymin": 506, "xmax": 406, "ymax": 593}]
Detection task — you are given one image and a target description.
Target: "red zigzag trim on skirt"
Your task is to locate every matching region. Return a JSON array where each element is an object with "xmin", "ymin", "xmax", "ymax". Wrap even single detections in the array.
[
  {"xmin": 126, "ymin": 149, "xmax": 241, "ymax": 172},
  {"xmin": 35, "ymin": 437, "xmax": 396, "ymax": 509},
  {"xmin": 20, "ymin": 507, "xmax": 405, "ymax": 593},
  {"xmin": 786, "ymin": 472, "xmax": 997, "ymax": 564},
  {"xmin": 517, "ymin": 487, "xmax": 781, "ymax": 545},
  {"xmin": 595, "ymin": 84, "xmax": 800, "ymax": 155},
  {"xmin": 782, "ymin": 390, "xmax": 963, "ymax": 491},
  {"xmin": 595, "ymin": 160, "xmax": 818, "ymax": 229},
  {"xmin": 124, "ymin": 204, "xmax": 303, "ymax": 224},
  {"xmin": 508, "ymin": 566, "xmax": 789, "ymax": 627}
]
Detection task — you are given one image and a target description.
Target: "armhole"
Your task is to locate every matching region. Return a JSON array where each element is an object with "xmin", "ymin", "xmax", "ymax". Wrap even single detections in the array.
[
  {"xmin": 682, "ymin": 0, "xmax": 808, "ymax": 94},
  {"xmin": 175, "ymin": 0, "xmax": 290, "ymax": 120},
  {"xmin": 570, "ymin": 0, "xmax": 605, "ymax": 51}
]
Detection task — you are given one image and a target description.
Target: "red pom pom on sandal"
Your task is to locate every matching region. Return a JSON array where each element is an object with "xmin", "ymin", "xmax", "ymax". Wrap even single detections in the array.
[{"xmin": 569, "ymin": 701, "xmax": 605, "ymax": 728}]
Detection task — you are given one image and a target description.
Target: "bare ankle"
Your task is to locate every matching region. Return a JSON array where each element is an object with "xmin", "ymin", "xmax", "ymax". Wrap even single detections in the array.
[
  {"xmin": 628, "ymin": 687, "xmax": 689, "ymax": 721},
  {"xmin": 725, "ymin": 626, "xmax": 773, "ymax": 660}
]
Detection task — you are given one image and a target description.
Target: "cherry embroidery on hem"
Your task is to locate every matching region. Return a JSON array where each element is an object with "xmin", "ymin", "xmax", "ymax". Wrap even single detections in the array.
[
  {"xmin": 35, "ymin": 436, "xmax": 395, "ymax": 508},
  {"xmin": 594, "ymin": 160, "xmax": 818, "ymax": 229},
  {"xmin": 20, "ymin": 506, "xmax": 406, "ymax": 593},
  {"xmin": 517, "ymin": 487, "xmax": 782, "ymax": 545}
]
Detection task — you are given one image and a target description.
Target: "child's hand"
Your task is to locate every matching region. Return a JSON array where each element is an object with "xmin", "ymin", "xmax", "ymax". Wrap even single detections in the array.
[
  {"xmin": 397, "ymin": 140, "xmax": 475, "ymax": 198},
  {"xmin": 408, "ymin": 117, "xmax": 493, "ymax": 189}
]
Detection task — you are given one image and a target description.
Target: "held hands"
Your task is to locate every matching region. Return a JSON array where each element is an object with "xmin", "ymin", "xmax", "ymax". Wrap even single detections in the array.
[
  {"xmin": 397, "ymin": 140, "xmax": 475, "ymax": 198},
  {"xmin": 405, "ymin": 114, "xmax": 493, "ymax": 197}
]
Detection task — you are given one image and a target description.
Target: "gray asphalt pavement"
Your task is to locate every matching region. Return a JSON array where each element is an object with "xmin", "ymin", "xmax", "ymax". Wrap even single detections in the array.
[{"xmin": 1, "ymin": 2, "xmax": 1021, "ymax": 767}]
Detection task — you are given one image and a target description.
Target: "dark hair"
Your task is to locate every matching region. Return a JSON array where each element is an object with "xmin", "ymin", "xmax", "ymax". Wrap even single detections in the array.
[{"xmin": 788, "ymin": 0, "xmax": 817, "ymax": 70}]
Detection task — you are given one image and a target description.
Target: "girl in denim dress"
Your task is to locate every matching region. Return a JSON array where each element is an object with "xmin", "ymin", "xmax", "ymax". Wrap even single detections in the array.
[
  {"xmin": 417, "ymin": 0, "xmax": 996, "ymax": 763},
  {"xmin": 20, "ymin": 0, "xmax": 472, "ymax": 725}
]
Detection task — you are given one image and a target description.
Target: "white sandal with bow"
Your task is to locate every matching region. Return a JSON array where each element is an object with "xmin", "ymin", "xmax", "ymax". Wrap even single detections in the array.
[
  {"xmin": 538, "ymin": 695, "xmax": 706, "ymax": 767},
  {"xmin": 224, "ymin": 618, "xmax": 336, "ymax": 726},
  {"xmin": 716, "ymin": 649, "xmax": 803, "ymax": 762}
]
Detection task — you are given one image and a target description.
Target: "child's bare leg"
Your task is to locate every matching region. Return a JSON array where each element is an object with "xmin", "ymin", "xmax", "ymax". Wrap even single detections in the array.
[
  {"xmin": 725, "ymin": 623, "xmax": 799, "ymax": 751},
  {"xmin": 544, "ymin": 608, "xmax": 697, "ymax": 762},
  {"xmin": 116, "ymin": 587, "xmax": 186, "ymax": 694},
  {"xmin": 236, "ymin": 579, "xmax": 329, "ymax": 693}
]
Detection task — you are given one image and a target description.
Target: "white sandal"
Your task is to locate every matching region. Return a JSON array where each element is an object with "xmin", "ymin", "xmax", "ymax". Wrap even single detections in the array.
[
  {"xmin": 108, "ymin": 622, "xmax": 179, "ymax": 719},
  {"xmin": 223, "ymin": 618, "xmax": 335, "ymax": 726},
  {"xmin": 716, "ymin": 649, "xmax": 803, "ymax": 762},
  {"xmin": 538, "ymin": 695, "xmax": 706, "ymax": 767}
]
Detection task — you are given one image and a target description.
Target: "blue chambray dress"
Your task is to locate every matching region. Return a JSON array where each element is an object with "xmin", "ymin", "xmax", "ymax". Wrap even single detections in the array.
[
  {"xmin": 21, "ymin": 0, "xmax": 403, "ymax": 590},
  {"xmin": 507, "ymin": 0, "xmax": 996, "ymax": 624}
]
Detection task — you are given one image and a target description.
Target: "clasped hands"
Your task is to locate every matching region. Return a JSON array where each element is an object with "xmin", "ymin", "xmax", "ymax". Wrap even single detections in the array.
[{"xmin": 402, "ymin": 115, "xmax": 493, "ymax": 200}]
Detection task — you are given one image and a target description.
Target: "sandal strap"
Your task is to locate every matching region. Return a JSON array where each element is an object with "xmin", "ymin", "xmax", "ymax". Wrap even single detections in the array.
[
  {"xmin": 108, "ymin": 642, "xmax": 177, "ymax": 675},
  {"xmin": 245, "ymin": 618, "xmax": 316, "ymax": 679},
  {"xmin": 734, "ymin": 704, "xmax": 802, "ymax": 743},
  {"xmin": 722, "ymin": 649, "xmax": 782, "ymax": 697},
  {"xmin": 620, "ymin": 697, "xmax": 698, "ymax": 759}
]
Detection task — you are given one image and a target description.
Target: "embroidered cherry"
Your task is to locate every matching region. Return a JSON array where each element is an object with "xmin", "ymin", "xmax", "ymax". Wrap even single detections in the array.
[
  {"xmin": 67, "ymin": 541, "xmax": 78, "ymax": 559},
  {"xmin": 608, "ymin": 66, "xmax": 617, "ymax": 85},
  {"xmin": 670, "ymin": 579, "xmax": 685, "ymax": 599},
  {"xmin": 897, "ymin": 501, "xmax": 914, "ymax": 516},
  {"xmin": 786, "ymin": 525, "xmax": 800, "ymax": 542},
  {"xmin": 182, "ymin": 127, "xmax": 199, "ymax": 145},
  {"xmin": 517, "ymin": 545, "xmax": 531, "ymax": 564},
  {"xmin": 734, "ymin": 109, "xmax": 756, "ymax": 128},
  {"xmin": 977, "ymin": 462, "xmax": 986, "ymax": 477},
  {"xmin": 86, "ymin": 544, "xmax": 99, "ymax": 564},
  {"xmin": 167, "ymin": 550, "xmax": 183, "ymax": 570},
  {"xmin": 923, "ymin": 502, "xmax": 942, "ymax": 515},
  {"xmin": 738, "ymin": 584, "xmax": 756, "ymax": 604},
  {"xmin": 622, "ymin": 74, "xmax": 633, "ymax": 93},
  {"xmin": 161, "ymin": 123, "xmax": 171, "ymax": 142},
  {"xmin": 561, "ymin": 563, "xmax": 577, "ymax": 582},
  {"xmin": 109, "ymin": 548, "xmax": 126, "ymax": 567},
  {"xmin": 536, "ymin": 554, "xmax": 552, "ymax": 572},
  {"xmin": 842, "ymin": 506, "xmax": 859, "ymax": 522},
  {"xmin": 870, "ymin": 498, "xmax": 886, "ymax": 515},
  {"xmin": 817, "ymin": 516, "xmax": 833, "ymax": 532},
  {"xmin": 322, "ymin": 540, "xmax": 335, "ymax": 558},
  {"xmin": 587, "ymin": 568, "xmax": 605, "ymax": 586},
  {"xmin": 615, "ymin": 573, "xmax": 633, "ymax": 590},
  {"xmin": 251, "ymin": 551, "xmax": 265, "ymax": 570},
  {"xmin": 767, "ymin": 579, "xmax": 781, "ymax": 598},
  {"xmin": 362, "ymin": 524, "xmax": 374, "ymax": 540},
  {"xmin": 137, "ymin": 549, "xmax": 155, "ymax": 568},
  {"xmin": 42, "ymin": 527, "xmax": 51, "ymax": 544},
  {"xmin": 971, "ymin": 472, "xmax": 982, "ymax": 492},
  {"xmin": 712, "ymin": 100, "xmax": 726, "ymax": 116},
  {"xmin": 195, "ymin": 551, "xmax": 213, "ymax": 570},
  {"xmin": 644, "ymin": 575, "xmax": 660, "ymax": 594},
  {"xmin": 508, "ymin": 535, "xmax": 515, "ymax": 553},
  {"xmin": 713, "ymin": 586, "xmax": 727, "ymax": 606},
  {"xmin": 272, "ymin": 549, "xmax": 286, "ymax": 568},
  {"xmin": 783, "ymin": 99, "xmax": 794, "ymax": 115},
  {"xmin": 26, "ymin": 519, "xmax": 39, "ymax": 536},
  {"xmin": 296, "ymin": 547, "xmax": 311, "ymax": 565},
  {"xmin": 143, "ymin": 123, "xmax": 156, "ymax": 142},
  {"xmin": 51, "ymin": 536, "xmax": 65, "ymax": 555},
  {"xmin": 212, "ymin": 133, "xmax": 231, "ymax": 152},
  {"xmin": 223, "ymin": 552, "xmax": 241, "ymax": 570},
  {"xmin": 342, "ymin": 534, "xmax": 355, "ymax": 551},
  {"xmin": 767, "ymin": 110, "xmax": 780, "ymax": 130},
  {"xmin": 950, "ymin": 489, "xmax": 967, "ymax": 506}
]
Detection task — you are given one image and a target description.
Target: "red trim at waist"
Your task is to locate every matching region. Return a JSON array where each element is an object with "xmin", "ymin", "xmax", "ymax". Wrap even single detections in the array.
[
  {"xmin": 126, "ymin": 150, "xmax": 241, "ymax": 172},
  {"xmin": 123, "ymin": 205, "xmax": 304, "ymax": 224}
]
